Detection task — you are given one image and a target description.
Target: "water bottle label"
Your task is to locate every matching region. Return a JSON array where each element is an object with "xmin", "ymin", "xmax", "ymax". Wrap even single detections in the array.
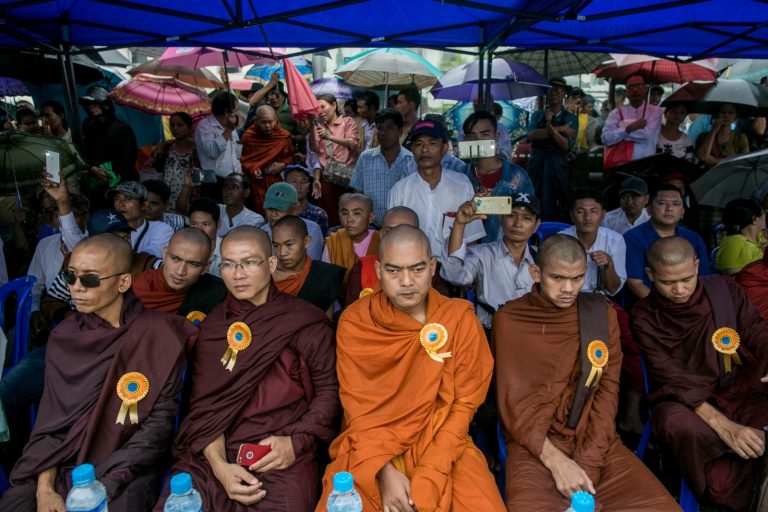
[{"xmin": 68, "ymin": 500, "xmax": 107, "ymax": 512}]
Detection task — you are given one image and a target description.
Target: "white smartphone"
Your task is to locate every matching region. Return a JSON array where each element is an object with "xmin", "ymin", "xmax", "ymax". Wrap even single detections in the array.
[
  {"xmin": 474, "ymin": 196, "xmax": 512, "ymax": 215},
  {"xmin": 458, "ymin": 140, "xmax": 496, "ymax": 159},
  {"xmin": 45, "ymin": 150, "xmax": 61, "ymax": 184}
]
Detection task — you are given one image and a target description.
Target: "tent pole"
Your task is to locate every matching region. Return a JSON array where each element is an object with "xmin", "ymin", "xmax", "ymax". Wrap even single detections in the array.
[
  {"xmin": 477, "ymin": 48, "xmax": 484, "ymax": 107},
  {"xmin": 58, "ymin": 45, "xmax": 83, "ymax": 151},
  {"xmin": 485, "ymin": 49, "xmax": 493, "ymax": 110},
  {"xmin": 545, "ymin": 49, "xmax": 549, "ymax": 79}
]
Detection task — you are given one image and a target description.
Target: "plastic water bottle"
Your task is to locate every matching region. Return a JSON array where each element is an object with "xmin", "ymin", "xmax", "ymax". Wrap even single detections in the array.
[
  {"xmin": 65, "ymin": 463, "xmax": 108, "ymax": 512},
  {"xmin": 164, "ymin": 472, "xmax": 202, "ymax": 512},
  {"xmin": 565, "ymin": 491, "xmax": 595, "ymax": 512},
  {"xmin": 326, "ymin": 471, "xmax": 363, "ymax": 512}
]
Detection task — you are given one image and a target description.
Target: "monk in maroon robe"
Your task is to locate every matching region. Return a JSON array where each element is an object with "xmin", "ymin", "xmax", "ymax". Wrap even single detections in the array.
[
  {"xmin": 631, "ymin": 236, "xmax": 768, "ymax": 511},
  {"xmin": 736, "ymin": 246, "xmax": 768, "ymax": 323},
  {"xmin": 494, "ymin": 234, "xmax": 677, "ymax": 511},
  {"xmin": 155, "ymin": 226, "xmax": 338, "ymax": 511},
  {"xmin": 0, "ymin": 234, "xmax": 196, "ymax": 512}
]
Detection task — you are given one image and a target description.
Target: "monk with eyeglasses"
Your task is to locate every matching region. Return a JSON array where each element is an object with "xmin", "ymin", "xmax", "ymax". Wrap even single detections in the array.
[
  {"xmin": 0, "ymin": 233, "xmax": 196, "ymax": 512},
  {"xmin": 156, "ymin": 225, "xmax": 339, "ymax": 511}
]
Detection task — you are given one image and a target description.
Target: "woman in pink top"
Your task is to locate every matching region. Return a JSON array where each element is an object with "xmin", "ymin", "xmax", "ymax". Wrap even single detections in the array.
[{"xmin": 309, "ymin": 94, "xmax": 360, "ymax": 226}]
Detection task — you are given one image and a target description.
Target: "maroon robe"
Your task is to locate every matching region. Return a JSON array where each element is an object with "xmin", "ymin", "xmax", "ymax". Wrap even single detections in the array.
[
  {"xmin": 736, "ymin": 247, "xmax": 768, "ymax": 323},
  {"xmin": 631, "ymin": 275, "xmax": 768, "ymax": 511},
  {"xmin": 0, "ymin": 292, "xmax": 193, "ymax": 512},
  {"xmin": 157, "ymin": 285, "xmax": 339, "ymax": 512}
]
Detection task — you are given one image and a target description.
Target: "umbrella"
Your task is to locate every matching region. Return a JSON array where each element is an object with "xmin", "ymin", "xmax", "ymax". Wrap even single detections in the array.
[
  {"xmin": 661, "ymin": 79, "xmax": 768, "ymax": 116},
  {"xmin": 284, "ymin": 57, "xmax": 319, "ymax": 121},
  {"xmin": 309, "ymin": 77, "xmax": 357, "ymax": 100},
  {"xmin": 228, "ymin": 78, "xmax": 259, "ymax": 91},
  {"xmin": 0, "ymin": 51, "xmax": 104, "ymax": 85},
  {"xmin": 158, "ymin": 47, "xmax": 283, "ymax": 69},
  {"xmin": 0, "ymin": 77, "xmax": 28, "ymax": 97},
  {"xmin": 692, "ymin": 149, "xmax": 768, "ymax": 208},
  {"xmin": 594, "ymin": 54, "xmax": 718, "ymax": 84},
  {"xmin": 335, "ymin": 48, "xmax": 441, "ymax": 89},
  {"xmin": 503, "ymin": 49, "xmax": 609, "ymax": 79},
  {"xmin": 0, "ymin": 130, "xmax": 88, "ymax": 196},
  {"xmin": 612, "ymin": 152, "xmax": 701, "ymax": 183},
  {"xmin": 128, "ymin": 59, "xmax": 224, "ymax": 88},
  {"xmin": 109, "ymin": 74, "xmax": 211, "ymax": 118},
  {"xmin": 245, "ymin": 56, "xmax": 312, "ymax": 83},
  {"xmin": 430, "ymin": 59, "xmax": 549, "ymax": 102}
]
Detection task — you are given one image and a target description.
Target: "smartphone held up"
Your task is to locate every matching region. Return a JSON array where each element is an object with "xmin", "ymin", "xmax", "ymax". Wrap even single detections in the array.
[{"xmin": 45, "ymin": 150, "xmax": 61, "ymax": 184}]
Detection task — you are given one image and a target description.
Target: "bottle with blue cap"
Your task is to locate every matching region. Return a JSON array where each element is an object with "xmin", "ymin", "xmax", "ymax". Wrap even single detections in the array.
[
  {"xmin": 565, "ymin": 491, "xmax": 595, "ymax": 512},
  {"xmin": 326, "ymin": 471, "xmax": 362, "ymax": 512},
  {"xmin": 65, "ymin": 463, "xmax": 108, "ymax": 511},
  {"xmin": 164, "ymin": 472, "xmax": 202, "ymax": 512}
]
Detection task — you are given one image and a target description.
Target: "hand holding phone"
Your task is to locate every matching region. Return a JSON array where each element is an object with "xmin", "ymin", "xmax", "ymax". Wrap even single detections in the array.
[
  {"xmin": 236, "ymin": 443, "xmax": 271, "ymax": 468},
  {"xmin": 45, "ymin": 150, "xmax": 61, "ymax": 184}
]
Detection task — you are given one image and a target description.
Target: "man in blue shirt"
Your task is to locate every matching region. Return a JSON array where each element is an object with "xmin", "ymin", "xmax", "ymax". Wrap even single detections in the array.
[{"xmin": 624, "ymin": 183, "xmax": 711, "ymax": 300}]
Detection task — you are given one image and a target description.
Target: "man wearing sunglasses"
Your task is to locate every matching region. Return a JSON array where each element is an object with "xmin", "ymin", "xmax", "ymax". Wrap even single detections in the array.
[
  {"xmin": 158, "ymin": 225, "xmax": 338, "ymax": 511},
  {"xmin": 1, "ymin": 233, "xmax": 197, "ymax": 511},
  {"xmin": 132, "ymin": 227, "xmax": 227, "ymax": 317}
]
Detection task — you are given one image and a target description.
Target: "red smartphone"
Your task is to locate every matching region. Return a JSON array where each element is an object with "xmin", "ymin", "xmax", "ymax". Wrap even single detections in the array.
[{"xmin": 236, "ymin": 443, "xmax": 271, "ymax": 467}]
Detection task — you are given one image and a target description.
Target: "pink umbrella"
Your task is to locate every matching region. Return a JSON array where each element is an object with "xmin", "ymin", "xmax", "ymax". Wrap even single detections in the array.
[
  {"xmin": 228, "ymin": 78, "xmax": 258, "ymax": 91},
  {"xmin": 284, "ymin": 57, "xmax": 319, "ymax": 121},
  {"xmin": 158, "ymin": 47, "xmax": 284, "ymax": 68},
  {"xmin": 109, "ymin": 74, "xmax": 211, "ymax": 118}
]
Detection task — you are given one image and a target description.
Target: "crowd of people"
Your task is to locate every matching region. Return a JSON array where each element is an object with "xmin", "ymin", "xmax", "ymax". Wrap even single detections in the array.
[{"xmin": 0, "ymin": 69, "xmax": 767, "ymax": 512}]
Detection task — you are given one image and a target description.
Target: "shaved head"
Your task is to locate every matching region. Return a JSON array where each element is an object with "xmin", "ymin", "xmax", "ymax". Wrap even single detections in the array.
[
  {"xmin": 273, "ymin": 215, "xmax": 308, "ymax": 238},
  {"xmin": 255, "ymin": 104, "xmax": 277, "ymax": 119},
  {"xmin": 534, "ymin": 234, "xmax": 587, "ymax": 268},
  {"xmin": 380, "ymin": 224, "xmax": 431, "ymax": 259},
  {"xmin": 221, "ymin": 225, "xmax": 272, "ymax": 256},
  {"xmin": 170, "ymin": 227, "xmax": 212, "ymax": 260},
  {"xmin": 339, "ymin": 192, "xmax": 374, "ymax": 213},
  {"xmin": 75, "ymin": 233, "xmax": 132, "ymax": 273},
  {"xmin": 381, "ymin": 206, "xmax": 419, "ymax": 236},
  {"xmin": 646, "ymin": 236, "xmax": 697, "ymax": 272}
]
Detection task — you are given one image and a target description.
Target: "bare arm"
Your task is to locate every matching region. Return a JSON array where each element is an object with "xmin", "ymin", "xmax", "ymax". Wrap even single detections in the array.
[
  {"xmin": 626, "ymin": 277, "xmax": 650, "ymax": 299},
  {"xmin": 695, "ymin": 402, "xmax": 765, "ymax": 459},
  {"xmin": 36, "ymin": 466, "xmax": 66, "ymax": 512},
  {"xmin": 539, "ymin": 437, "xmax": 596, "ymax": 499},
  {"xmin": 203, "ymin": 434, "xmax": 265, "ymax": 505}
]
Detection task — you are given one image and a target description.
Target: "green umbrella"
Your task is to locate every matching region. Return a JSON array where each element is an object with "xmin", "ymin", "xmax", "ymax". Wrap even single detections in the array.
[{"xmin": 0, "ymin": 130, "xmax": 88, "ymax": 198}]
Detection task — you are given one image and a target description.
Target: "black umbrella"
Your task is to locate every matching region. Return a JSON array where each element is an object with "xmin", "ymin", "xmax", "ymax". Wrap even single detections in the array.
[
  {"xmin": 0, "ymin": 51, "xmax": 104, "ymax": 85},
  {"xmin": 612, "ymin": 152, "xmax": 701, "ymax": 183},
  {"xmin": 661, "ymin": 79, "xmax": 768, "ymax": 117},
  {"xmin": 691, "ymin": 149, "xmax": 768, "ymax": 208}
]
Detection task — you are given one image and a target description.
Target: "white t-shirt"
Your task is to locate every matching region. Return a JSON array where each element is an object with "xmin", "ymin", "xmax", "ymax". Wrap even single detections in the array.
[
  {"xmin": 657, "ymin": 131, "xmax": 694, "ymax": 159},
  {"xmin": 217, "ymin": 205, "xmax": 266, "ymax": 237},
  {"xmin": 132, "ymin": 220, "xmax": 174, "ymax": 258},
  {"xmin": 387, "ymin": 169, "xmax": 485, "ymax": 262}
]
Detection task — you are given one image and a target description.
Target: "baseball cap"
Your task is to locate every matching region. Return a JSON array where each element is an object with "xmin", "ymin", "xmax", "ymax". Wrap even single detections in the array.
[
  {"xmin": 263, "ymin": 182, "xmax": 298, "ymax": 211},
  {"xmin": 618, "ymin": 177, "xmax": 648, "ymax": 196},
  {"xmin": 511, "ymin": 192, "xmax": 541, "ymax": 217},
  {"xmin": 407, "ymin": 119, "xmax": 448, "ymax": 143},
  {"xmin": 281, "ymin": 164, "xmax": 313, "ymax": 181},
  {"xmin": 87, "ymin": 209, "xmax": 131, "ymax": 235},
  {"xmin": 105, "ymin": 181, "xmax": 148, "ymax": 201}
]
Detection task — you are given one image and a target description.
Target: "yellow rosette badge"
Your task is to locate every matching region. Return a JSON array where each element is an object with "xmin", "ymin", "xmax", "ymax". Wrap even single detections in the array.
[
  {"xmin": 419, "ymin": 323, "xmax": 452, "ymax": 363},
  {"xmin": 359, "ymin": 287, "xmax": 374, "ymax": 299},
  {"xmin": 585, "ymin": 340, "xmax": 609, "ymax": 388},
  {"xmin": 711, "ymin": 327, "xmax": 742, "ymax": 373},
  {"xmin": 115, "ymin": 372, "xmax": 149, "ymax": 425},
  {"xmin": 186, "ymin": 310, "xmax": 206, "ymax": 327},
  {"xmin": 221, "ymin": 321, "xmax": 252, "ymax": 372}
]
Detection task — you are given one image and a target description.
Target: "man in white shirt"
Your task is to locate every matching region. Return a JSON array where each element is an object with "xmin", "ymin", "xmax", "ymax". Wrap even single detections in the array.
[
  {"xmin": 195, "ymin": 91, "xmax": 241, "ymax": 198},
  {"xmin": 602, "ymin": 177, "xmax": 650, "ymax": 235},
  {"xmin": 560, "ymin": 189, "xmax": 627, "ymax": 295},
  {"xmin": 388, "ymin": 119, "xmax": 485, "ymax": 263},
  {"xmin": 601, "ymin": 74, "xmax": 663, "ymax": 161},
  {"xmin": 106, "ymin": 181, "xmax": 174, "ymax": 258},
  {"xmin": 441, "ymin": 193, "xmax": 540, "ymax": 328},
  {"xmin": 188, "ymin": 196, "xmax": 223, "ymax": 277},
  {"xmin": 217, "ymin": 173, "xmax": 265, "ymax": 237},
  {"xmin": 356, "ymin": 91, "xmax": 379, "ymax": 149}
]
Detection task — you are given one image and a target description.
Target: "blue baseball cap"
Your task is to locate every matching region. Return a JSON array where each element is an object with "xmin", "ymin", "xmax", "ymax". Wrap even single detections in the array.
[{"xmin": 87, "ymin": 209, "xmax": 131, "ymax": 235}]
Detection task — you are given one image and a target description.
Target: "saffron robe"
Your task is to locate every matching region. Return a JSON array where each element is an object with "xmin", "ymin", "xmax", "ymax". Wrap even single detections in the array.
[
  {"xmin": 240, "ymin": 123, "xmax": 294, "ymax": 214},
  {"xmin": 132, "ymin": 269, "xmax": 227, "ymax": 316}
]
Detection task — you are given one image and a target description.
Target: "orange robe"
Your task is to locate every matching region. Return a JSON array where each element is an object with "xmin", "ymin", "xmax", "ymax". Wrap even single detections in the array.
[
  {"xmin": 317, "ymin": 288, "xmax": 505, "ymax": 512},
  {"xmin": 493, "ymin": 287, "xmax": 677, "ymax": 511},
  {"xmin": 274, "ymin": 257, "xmax": 313, "ymax": 296},
  {"xmin": 240, "ymin": 123, "xmax": 294, "ymax": 214}
]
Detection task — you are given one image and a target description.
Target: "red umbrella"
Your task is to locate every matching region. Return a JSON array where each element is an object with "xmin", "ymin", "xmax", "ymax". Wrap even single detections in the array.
[
  {"xmin": 284, "ymin": 57, "xmax": 319, "ymax": 121},
  {"xmin": 594, "ymin": 54, "xmax": 718, "ymax": 84},
  {"xmin": 109, "ymin": 74, "xmax": 211, "ymax": 118}
]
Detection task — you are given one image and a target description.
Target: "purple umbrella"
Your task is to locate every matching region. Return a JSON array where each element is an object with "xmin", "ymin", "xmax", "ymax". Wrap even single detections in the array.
[
  {"xmin": 310, "ymin": 77, "xmax": 357, "ymax": 100},
  {"xmin": 0, "ymin": 77, "xmax": 29, "ymax": 97},
  {"xmin": 430, "ymin": 59, "xmax": 550, "ymax": 102}
]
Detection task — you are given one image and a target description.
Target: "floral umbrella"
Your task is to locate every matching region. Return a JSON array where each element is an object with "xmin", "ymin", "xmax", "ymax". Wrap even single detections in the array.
[{"xmin": 109, "ymin": 74, "xmax": 211, "ymax": 118}]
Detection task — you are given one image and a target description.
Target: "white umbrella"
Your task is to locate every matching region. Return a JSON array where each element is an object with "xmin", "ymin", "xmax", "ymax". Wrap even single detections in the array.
[{"xmin": 335, "ymin": 48, "xmax": 441, "ymax": 89}]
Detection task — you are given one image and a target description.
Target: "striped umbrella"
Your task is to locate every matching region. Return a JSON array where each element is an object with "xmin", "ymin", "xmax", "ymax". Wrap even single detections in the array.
[
  {"xmin": 504, "ymin": 49, "xmax": 610, "ymax": 78},
  {"xmin": 109, "ymin": 74, "xmax": 211, "ymax": 118}
]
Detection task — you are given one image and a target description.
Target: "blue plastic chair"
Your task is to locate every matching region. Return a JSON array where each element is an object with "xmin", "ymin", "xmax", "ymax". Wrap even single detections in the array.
[
  {"xmin": 0, "ymin": 463, "xmax": 8, "ymax": 496},
  {"xmin": 0, "ymin": 276, "xmax": 37, "ymax": 369},
  {"xmin": 637, "ymin": 355, "xmax": 699, "ymax": 512},
  {"xmin": 497, "ymin": 422, "xmax": 507, "ymax": 497},
  {"xmin": 536, "ymin": 222, "xmax": 571, "ymax": 242},
  {"xmin": 710, "ymin": 247, "xmax": 719, "ymax": 273}
]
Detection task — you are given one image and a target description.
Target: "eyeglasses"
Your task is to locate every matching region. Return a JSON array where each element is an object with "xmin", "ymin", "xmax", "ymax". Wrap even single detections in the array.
[
  {"xmin": 220, "ymin": 259, "xmax": 266, "ymax": 273},
  {"xmin": 60, "ymin": 270, "xmax": 126, "ymax": 288}
]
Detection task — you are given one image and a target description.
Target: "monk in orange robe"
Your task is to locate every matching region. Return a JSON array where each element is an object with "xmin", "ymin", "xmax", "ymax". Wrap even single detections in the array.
[
  {"xmin": 240, "ymin": 105, "xmax": 294, "ymax": 214},
  {"xmin": 736, "ymin": 246, "xmax": 768, "ymax": 323},
  {"xmin": 324, "ymin": 193, "xmax": 379, "ymax": 283},
  {"xmin": 317, "ymin": 225, "xmax": 505, "ymax": 512},
  {"xmin": 493, "ymin": 234, "xmax": 677, "ymax": 511}
]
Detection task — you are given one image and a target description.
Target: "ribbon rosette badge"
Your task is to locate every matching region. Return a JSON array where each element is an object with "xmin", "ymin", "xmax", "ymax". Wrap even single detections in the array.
[
  {"xmin": 115, "ymin": 372, "xmax": 150, "ymax": 425},
  {"xmin": 221, "ymin": 321, "xmax": 252, "ymax": 371},
  {"xmin": 359, "ymin": 287, "xmax": 374, "ymax": 299},
  {"xmin": 711, "ymin": 327, "xmax": 742, "ymax": 373},
  {"xmin": 186, "ymin": 310, "xmax": 206, "ymax": 326},
  {"xmin": 585, "ymin": 340, "xmax": 609, "ymax": 388},
  {"xmin": 419, "ymin": 323, "xmax": 452, "ymax": 363}
]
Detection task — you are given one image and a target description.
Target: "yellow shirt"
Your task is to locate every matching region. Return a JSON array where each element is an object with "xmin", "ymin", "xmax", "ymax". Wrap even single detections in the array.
[{"xmin": 716, "ymin": 233, "xmax": 768, "ymax": 272}]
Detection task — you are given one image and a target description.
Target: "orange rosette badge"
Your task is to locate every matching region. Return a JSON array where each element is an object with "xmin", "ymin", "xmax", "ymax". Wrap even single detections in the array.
[
  {"xmin": 711, "ymin": 327, "xmax": 742, "ymax": 373},
  {"xmin": 359, "ymin": 287, "xmax": 374, "ymax": 299},
  {"xmin": 115, "ymin": 372, "xmax": 150, "ymax": 425},
  {"xmin": 419, "ymin": 323, "xmax": 452, "ymax": 363},
  {"xmin": 186, "ymin": 310, "xmax": 206, "ymax": 326},
  {"xmin": 585, "ymin": 340, "xmax": 609, "ymax": 388},
  {"xmin": 221, "ymin": 321, "xmax": 252, "ymax": 371}
]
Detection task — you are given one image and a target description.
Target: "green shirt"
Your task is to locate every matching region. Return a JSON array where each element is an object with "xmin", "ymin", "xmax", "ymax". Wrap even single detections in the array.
[{"xmin": 716, "ymin": 233, "xmax": 768, "ymax": 272}]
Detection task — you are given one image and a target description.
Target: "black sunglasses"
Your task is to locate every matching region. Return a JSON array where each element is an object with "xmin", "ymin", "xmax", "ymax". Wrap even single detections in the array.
[{"xmin": 60, "ymin": 270, "xmax": 126, "ymax": 288}]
